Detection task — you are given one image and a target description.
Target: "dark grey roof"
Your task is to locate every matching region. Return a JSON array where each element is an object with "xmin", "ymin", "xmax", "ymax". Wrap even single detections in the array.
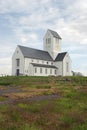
[
  {"xmin": 31, "ymin": 63, "xmax": 57, "ymax": 69},
  {"xmin": 18, "ymin": 45, "xmax": 53, "ymax": 61},
  {"xmin": 55, "ymin": 52, "xmax": 67, "ymax": 61},
  {"xmin": 48, "ymin": 29, "xmax": 62, "ymax": 39}
]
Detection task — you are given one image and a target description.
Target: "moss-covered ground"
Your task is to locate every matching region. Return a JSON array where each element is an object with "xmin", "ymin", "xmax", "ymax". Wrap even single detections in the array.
[{"xmin": 0, "ymin": 76, "xmax": 87, "ymax": 130}]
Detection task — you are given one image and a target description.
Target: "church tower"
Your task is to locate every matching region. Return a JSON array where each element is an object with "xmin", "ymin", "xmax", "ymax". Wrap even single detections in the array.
[{"xmin": 43, "ymin": 29, "xmax": 62, "ymax": 60}]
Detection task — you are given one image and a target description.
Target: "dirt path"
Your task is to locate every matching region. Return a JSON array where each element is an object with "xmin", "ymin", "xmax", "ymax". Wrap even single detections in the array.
[
  {"xmin": 0, "ymin": 86, "xmax": 61, "ymax": 105},
  {"xmin": 27, "ymin": 94, "xmax": 60, "ymax": 102},
  {"xmin": 0, "ymin": 95, "xmax": 60, "ymax": 105},
  {"xmin": 0, "ymin": 88, "xmax": 22, "ymax": 95}
]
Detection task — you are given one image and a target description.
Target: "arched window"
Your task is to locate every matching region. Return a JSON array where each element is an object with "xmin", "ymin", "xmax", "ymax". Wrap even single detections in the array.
[
  {"xmin": 50, "ymin": 69, "xmax": 52, "ymax": 74},
  {"xmin": 35, "ymin": 68, "xmax": 37, "ymax": 73},
  {"xmin": 55, "ymin": 69, "xmax": 57, "ymax": 75},
  {"xmin": 16, "ymin": 59, "xmax": 20, "ymax": 66},
  {"xmin": 40, "ymin": 68, "xmax": 42, "ymax": 73},
  {"xmin": 45, "ymin": 68, "xmax": 47, "ymax": 74},
  {"xmin": 66, "ymin": 62, "xmax": 69, "ymax": 72}
]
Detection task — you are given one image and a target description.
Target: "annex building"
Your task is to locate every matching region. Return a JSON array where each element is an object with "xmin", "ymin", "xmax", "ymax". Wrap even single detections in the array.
[{"xmin": 12, "ymin": 29, "xmax": 72, "ymax": 76}]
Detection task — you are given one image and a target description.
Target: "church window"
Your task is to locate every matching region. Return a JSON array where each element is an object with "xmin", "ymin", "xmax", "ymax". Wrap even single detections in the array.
[
  {"xmin": 55, "ymin": 70, "xmax": 56, "ymax": 74},
  {"xmin": 40, "ymin": 68, "xmax": 42, "ymax": 73},
  {"xmin": 50, "ymin": 69, "xmax": 52, "ymax": 74},
  {"xmin": 45, "ymin": 68, "xmax": 47, "ymax": 74},
  {"xmin": 35, "ymin": 68, "xmax": 37, "ymax": 73},
  {"xmin": 46, "ymin": 38, "xmax": 51, "ymax": 46},
  {"xmin": 66, "ymin": 62, "xmax": 69, "ymax": 72},
  {"xmin": 48, "ymin": 38, "xmax": 51, "ymax": 44},
  {"xmin": 16, "ymin": 59, "xmax": 20, "ymax": 66}
]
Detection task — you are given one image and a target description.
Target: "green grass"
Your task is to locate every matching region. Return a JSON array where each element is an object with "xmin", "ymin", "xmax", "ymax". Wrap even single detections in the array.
[
  {"xmin": 23, "ymin": 124, "xmax": 42, "ymax": 130},
  {"xmin": 0, "ymin": 76, "xmax": 87, "ymax": 130},
  {"xmin": 0, "ymin": 96, "xmax": 7, "ymax": 101}
]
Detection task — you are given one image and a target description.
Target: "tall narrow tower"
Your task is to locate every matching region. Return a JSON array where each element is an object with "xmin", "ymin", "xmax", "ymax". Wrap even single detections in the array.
[{"xmin": 43, "ymin": 29, "xmax": 62, "ymax": 60}]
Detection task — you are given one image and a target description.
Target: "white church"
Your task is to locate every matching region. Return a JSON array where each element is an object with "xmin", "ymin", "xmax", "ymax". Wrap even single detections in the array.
[{"xmin": 12, "ymin": 29, "xmax": 72, "ymax": 76}]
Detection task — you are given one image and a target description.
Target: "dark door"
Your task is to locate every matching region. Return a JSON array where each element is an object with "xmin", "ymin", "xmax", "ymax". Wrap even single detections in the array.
[{"xmin": 16, "ymin": 69, "xmax": 19, "ymax": 76}]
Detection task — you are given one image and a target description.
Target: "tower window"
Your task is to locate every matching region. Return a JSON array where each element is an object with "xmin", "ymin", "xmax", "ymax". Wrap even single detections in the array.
[
  {"xmin": 46, "ymin": 38, "xmax": 51, "ymax": 44},
  {"xmin": 16, "ymin": 59, "xmax": 20, "ymax": 66},
  {"xmin": 48, "ymin": 38, "xmax": 51, "ymax": 44}
]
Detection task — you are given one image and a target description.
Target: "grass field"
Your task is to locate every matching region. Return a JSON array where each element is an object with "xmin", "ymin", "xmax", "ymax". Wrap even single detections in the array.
[{"xmin": 0, "ymin": 76, "xmax": 87, "ymax": 130}]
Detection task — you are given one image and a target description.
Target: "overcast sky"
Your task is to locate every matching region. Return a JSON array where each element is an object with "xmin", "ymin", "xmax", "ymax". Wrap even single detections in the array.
[{"xmin": 0, "ymin": 0, "xmax": 87, "ymax": 76}]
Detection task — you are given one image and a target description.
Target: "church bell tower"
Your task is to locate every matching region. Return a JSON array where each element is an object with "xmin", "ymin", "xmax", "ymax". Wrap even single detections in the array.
[{"xmin": 43, "ymin": 29, "xmax": 62, "ymax": 60}]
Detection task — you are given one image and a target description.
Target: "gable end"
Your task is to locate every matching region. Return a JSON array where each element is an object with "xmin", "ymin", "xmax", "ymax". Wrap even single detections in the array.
[{"xmin": 55, "ymin": 52, "xmax": 67, "ymax": 61}]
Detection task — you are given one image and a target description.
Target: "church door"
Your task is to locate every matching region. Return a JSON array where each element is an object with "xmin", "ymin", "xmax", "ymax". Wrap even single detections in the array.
[{"xmin": 16, "ymin": 69, "xmax": 20, "ymax": 76}]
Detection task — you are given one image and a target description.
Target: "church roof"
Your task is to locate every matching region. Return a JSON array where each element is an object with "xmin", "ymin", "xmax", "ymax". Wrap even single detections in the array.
[
  {"xmin": 18, "ymin": 45, "xmax": 67, "ymax": 62},
  {"xmin": 31, "ymin": 63, "xmax": 57, "ymax": 69},
  {"xmin": 55, "ymin": 52, "xmax": 67, "ymax": 61},
  {"xmin": 18, "ymin": 45, "xmax": 53, "ymax": 61},
  {"xmin": 48, "ymin": 29, "xmax": 62, "ymax": 39}
]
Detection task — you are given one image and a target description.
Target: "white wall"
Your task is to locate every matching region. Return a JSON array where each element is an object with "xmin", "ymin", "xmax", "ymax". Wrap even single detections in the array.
[
  {"xmin": 63, "ymin": 53, "xmax": 72, "ymax": 76},
  {"xmin": 12, "ymin": 46, "xmax": 24, "ymax": 75},
  {"xmin": 24, "ymin": 58, "xmax": 33, "ymax": 76},
  {"xmin": 33, "ymin": 67, "xmax": 56, "ymax": 76},
  {"xmin": 54, "ymin": 53, "xmax": 72, "ymax": 76},
  {"xmin": 54, "ymin": 61, "xmax": 63, "ymax": 76},
  {"xmin": 52, "ymin": 37, "xmax": 61, "ymax": 59},
  {"xmin": 24, "ymin": 58, "xmax": 56, "ymax": 76}
]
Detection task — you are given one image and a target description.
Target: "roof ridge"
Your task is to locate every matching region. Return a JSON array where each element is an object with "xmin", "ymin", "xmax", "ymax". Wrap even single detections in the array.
[
  {"xmin": 48, "ymin": 29, "xmax": 62, "ymax": 39},
  {"xmin": 58, "ymin": 52, "xmax": 67, "ymax": 54},
  {"xmin": 18, "ymin": 45, "xmax": 53, "ymax": 61},
  {"xmin": 48, "ymin": 29, "xmax": 56, "ymax": 32},
  {"xmin": 18, "ymin": 45, "xmax": 49, "ymax": 53},
  {"xmin": 55, "ymin": 52, "xmax": 67, "ymax": 61}
]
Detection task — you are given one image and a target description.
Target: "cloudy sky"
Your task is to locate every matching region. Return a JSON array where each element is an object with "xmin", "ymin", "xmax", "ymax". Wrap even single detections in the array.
[{"xmin": 0, "ymin": 0, "xmax": 87, "ymax": 76}]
